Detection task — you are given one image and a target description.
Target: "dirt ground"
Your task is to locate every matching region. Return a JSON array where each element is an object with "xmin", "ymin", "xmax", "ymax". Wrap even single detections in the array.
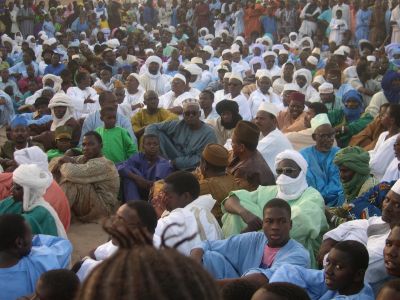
[{"xmin": 67, "ymin": 220, "xmax": 109, "ymax": 263}]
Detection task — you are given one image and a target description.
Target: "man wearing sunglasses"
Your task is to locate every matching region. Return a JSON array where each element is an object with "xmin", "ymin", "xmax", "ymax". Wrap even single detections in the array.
[
  {"xmin": 300, "ymin": 113, "xmax": 345, "ymax": 207},
  {"xmin": 145, "ymin": 99, "xmax": 217, "ymax": 171}
]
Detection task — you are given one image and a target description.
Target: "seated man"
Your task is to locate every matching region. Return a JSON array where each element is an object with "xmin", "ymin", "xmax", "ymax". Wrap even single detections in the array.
[
  {"xmin": 197, "ymin": 143, "xmax": 240, "ymax": 221},
  {"xmin": 382, "ymin": 135, "xmax": 400, "ymax": 182},
  {"xmin": 206, "ymin": 99, "xmax": 242, "ymax": 145},
  {"xmin": 145, "ymin": 99, "xmax": 217, "ymax": 171},
  {"xmin": 190, "ymin": 199, "xmax": 310, "ymax": 280},
  {"xmin": 131, "ymin": 90, "xmax": 178, "ymax": 146},
  {"xmin": 222, "ymin": 150, "xmax": 328, "ymax": 267},
  {"xmin": 269, "ymin": 241, "xmax": 374, "ymax": 300},
  {"xmin": 227, "ymin": 120, "xmax": 275, "ymax": 190},
  {"xmin": 0, "ymin": 164, "xmax": 67, "ymax": 238},
  {"xmin": 300, "ymin": 114, "xmax": 344, "ymax": 207},
  {"xmin": 276, "ymin": 92, "xmax": 307, "ymax": 133},
  {"xmin": 0, "ymin": 214, "xmax": 72, "ymax": 300},
  {"xmin": 75, "ymin": 201, "xmax": 158, "ymax": 281},
  {"xmin": 383, "ymin": 224, "xmax": 400, "ymax": 280},
  {"xmin": 318, "ymin": 178, "xmax": 400, "ymax": 292},
  {"xmin": 226, "ymin": 73, "xmax": 252, "ymax": 121},
  {"xmin": 117, "ymin": 134, "xmax": 173, "ymax": 201},
  {"xmin": 0, "ymin": 115, "xmax": 44, "ymax": 171},
  {"xmin": 255, "ymin": 102, "xmax": 292, "ymax": 175},
  {"xmin": 155, "ymin": 171, "xmax": 223, "ymax": 256}
]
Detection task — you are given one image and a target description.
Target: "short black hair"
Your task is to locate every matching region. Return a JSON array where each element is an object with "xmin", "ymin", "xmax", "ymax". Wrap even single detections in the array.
[
  {"xmin": 100, "ymin": 105, "xmax": 117, "ymax": 116},
  {"xmin": 263, "ymin": 198, "xmax": 291, "ymax": 218},
  {"xmin": 83, "ymin": 131, "xmax": 103, "ymax": 144},
  {"xmin": 101, "ymin": 65, "xmax": 113, "ymax": 73},
  {"xmin": 0, "ymin": 214, "xmax": 27, "ymax": 251},
  {"xmin": 261, "ymin": 282, "xmax": 310, "ymax": 300},
  {"xmin": 34, "ymin": 97, "xmax": 50, "ymax": 108},
  {"xmin": 142, "ymin": 134, "xmax": 159, "ymax": 142},
  {"xmin": 221, "ymin": 279, "xmax": 259, "ymax": 300},
  {"xmin": 39, "ymin": 269, "xmax": 80, "ymax": 300},
  {"xmin": 356, "ymin": 62, "xmax": 369, "ymax": 78},
  {"xmin": 126, "ymin": 201, "xmax": 158, "ymax": 234},
  {"xmin": 99, "ymin": 91, "xmax": 116, "ymax": 105},
  {"xmin": 333, "ymin": 240, "xmax": 369, "ymax": 270},
  {"xmin": 76, "ymin": 70, "xmax": 89, "ymax": 84},
  {"xmin": 200, "ymin": 90, "xmax": 214, "ymax": 101},
  {"xmin": 388, "ymin": 104, "xmax": 400, "ymax": 127},
  {"xmin": 307, "ymin": 102, "xmax": 328, "ymax": 115},
  {"xmin": 164, "ymin": 171, "xmax": 200, "ymax": 200}
]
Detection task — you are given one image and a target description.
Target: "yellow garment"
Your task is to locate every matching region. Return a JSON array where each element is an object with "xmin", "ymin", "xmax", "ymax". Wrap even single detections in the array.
[{"xmin": 100, "ymin": 20, "xmax": 110, "ymax": 29}]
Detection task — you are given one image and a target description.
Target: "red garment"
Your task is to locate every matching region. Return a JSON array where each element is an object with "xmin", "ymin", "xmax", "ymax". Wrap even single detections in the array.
[
  {"xmin": 195, "ymin": 3, "xmax": 210, "ymax": 29},
  {"xmin": 0, "ymin": 173, "xmax": 71, "ymax": 230},
  {"xmin": 244, "ymin": 4, "xmax": 264, "ymax": 38},
  {"xmin": 17, "ymin": 76, "xmax": 43, "ymax": 94}
]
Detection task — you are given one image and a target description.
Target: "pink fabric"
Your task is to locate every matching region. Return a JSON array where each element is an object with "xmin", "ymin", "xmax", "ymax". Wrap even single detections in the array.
[
  {"xmin": 0, "ymin": 173, "xmax": 71, "ymax": 230},
  {"xmin": 261, "ymin": 245, "xmax": 280, "ymax": 267}
]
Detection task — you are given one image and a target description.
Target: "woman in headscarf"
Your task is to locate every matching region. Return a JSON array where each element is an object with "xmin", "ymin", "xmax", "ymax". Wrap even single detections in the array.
[
  {"xmin": 365, "ymin": 70, "xmax": 400, "ymax": 117},
  {"xmin": 293, "ymin": 68, "xmax": 319, "ymax": 101},
  {"xmin": 326, "ymin": 146, "xmax": 378, "ymax": 228},
  {"xmin": 0, "ymin": 164, "xmax": 67, "ymax": 238},
  {"xmin": 329, "ymin": 89, "xmax": 373, "ymax": 147}
]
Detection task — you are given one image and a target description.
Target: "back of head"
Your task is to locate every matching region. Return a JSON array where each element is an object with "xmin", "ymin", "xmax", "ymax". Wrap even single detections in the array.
[
  {"xmin": 0, "ymin": 214, "xmax": 26, "ymax": 251},
  {"xmin": 77, "ymin": 246, "xmax": 220, "ymax": 300},
  {"xmin": 255, "ymin": 282, "xmax": 310, "ymax": 300},
  {"xmin": 164, "ymin": 171, "xmax": 200, "ymax": 200},
  {"xmin": 333, "ymin": 240, "xmax": 369, "ymax": 270},
  {"xmin": 263, "ymin": 198, "xmax": 291, "ymax": 219},
  {"xmin": 233, "ymin": 120, "xmax": 260, "ymax": 151},
  {"xmin": 38, "ymin": 269, "xmax": 80, "ymax": 300},
  {"xmin": 126, "ymin": 201, "xmax": 158, "ymax": 234},
  {"xmin": 222, "ymin": 279, "xmax": 259, "ymax": 300},
  {"xmin": 307, "ymin": 102, "xmax": 328, "ymax": 115}
]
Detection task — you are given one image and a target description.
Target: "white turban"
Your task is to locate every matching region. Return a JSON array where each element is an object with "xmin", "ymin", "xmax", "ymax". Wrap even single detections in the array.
[
  {"xmin": 173, "ymin": 73, "xmax": 186, "ymax": 84},
  {"xmin": 14, "ymin": 146, "xmax": 50, "ymax": 179},
  {"xmin": 48, "ymin": 93, "xmax": 74, "ymax": 131},
  {"xmin": 145, "ymin": 55, "xmax": 162, "ymax": 67},
  {"xmin": 42, "ymin": 74, "xmax": 63, "ymax": 93},
  {"xmin": 275, "ymin": 149, "xmax": 308, "ymax": 174},
  {"xmin": 184, "ymin": 64, "xmax": 202, "ymax": 76},
  {"xmin": 294, "ymin": 69, "xmax": 313, "ymax": 88},
  {"xmin": 13, "ymin": 164, "xmax": 67, "ymax": 238},
  {"xmin": 1, "ymin": 35, "xmax": 14, "ymax": 46},
  {"xmin": 391, "ymin": 178, "xmax": 400, "ymax": 195}
]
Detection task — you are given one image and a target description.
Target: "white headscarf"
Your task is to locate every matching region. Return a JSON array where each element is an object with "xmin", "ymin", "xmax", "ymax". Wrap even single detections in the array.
[
  {"xmin": 13, "ymin": 164, "xmax": 67, "ymax": 238},
  {"xmin": 48, "ymin": 93, "xmax": 75, "ymax": 131},
  {"xmin": 275, "ymin": 150, "xmax": 308, "ymax": 201},
  {"xmin": 293, "ymin": 68, "xmax": 313, "ymax": 93},
  {"xmin": 42, "ymin": 74, "xmax": 63, "ymax": 93}
]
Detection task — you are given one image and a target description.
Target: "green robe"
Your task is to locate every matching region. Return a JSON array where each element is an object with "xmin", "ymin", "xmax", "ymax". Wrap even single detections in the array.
[
  {"xmin": 221, "ymin": 186, "xmax": 329, "ymax": 268},
  {"xmin": 0, "ymin": 197, "xmax": 58, "ymax": 236},
  {"xmin": 95, "ymin": 126, "xmax": 138, "ymax": 163}
]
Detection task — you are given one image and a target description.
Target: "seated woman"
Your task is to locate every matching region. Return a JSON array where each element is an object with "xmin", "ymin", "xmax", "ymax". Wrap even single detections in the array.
[
  {"xmin": 0, "ymin": 164, "xmax": 67, "ymax": 238},
  {"xmin": 49, "ymin": 131, "xmax": 120, "ymax": 222},
  {"xmin": 116, "ymin": 134, "xmax": 173, "ymax": 202}
]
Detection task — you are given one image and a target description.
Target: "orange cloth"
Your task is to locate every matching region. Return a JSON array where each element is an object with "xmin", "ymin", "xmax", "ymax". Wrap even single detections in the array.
[
  {"xmin": 244, "ymin": 4, "xmax": 264, "ymax": 38},
  {"xmin": 277, "ymin": 110, "xmax": 307, "ymax": 133},
  {"xmin": 0, "ymin": 173, "xmax": 71, "ymax": 230},
  {"xmin": 349, "ymin": 117, "xmax": 386, "ymax": 151}
]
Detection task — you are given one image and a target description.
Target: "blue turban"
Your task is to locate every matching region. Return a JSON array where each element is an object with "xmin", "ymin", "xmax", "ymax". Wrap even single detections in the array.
[{"xmin": 10, "ymin": 115, "xmax": 29, "ymax": 129}]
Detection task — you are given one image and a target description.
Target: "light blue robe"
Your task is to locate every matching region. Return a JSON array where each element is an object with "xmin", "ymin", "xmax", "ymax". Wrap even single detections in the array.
[
  {"xmin": 269, "ymin": 264, "xmax": 375, "ymax": 300},
  {"xmin": 0, "ymin": 234, "xmax": 72, "ymax": 300},
  {"xmin": 200, "ymin": 232, "xmax": 310, "ymax": 279},
  {"xmin": 0, "ymin": 91, "xmax": 15, "ymax": 127},
  {"xmin": 355, "ymin": 9, "xmax": 372, "ymax": 44},
  {"xmin": 9, "ymin": 61, "xmax": 40, "ymax": 77},
  {"xmin": 300, "ymin": 146, "xmax": 345, "ymax": 207}
]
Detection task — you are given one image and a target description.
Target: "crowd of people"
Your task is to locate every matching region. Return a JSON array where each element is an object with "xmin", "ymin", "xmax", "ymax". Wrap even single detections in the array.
[{"xmin": 1, "ymin": 0, "xmax": 400, "ymax": 299}]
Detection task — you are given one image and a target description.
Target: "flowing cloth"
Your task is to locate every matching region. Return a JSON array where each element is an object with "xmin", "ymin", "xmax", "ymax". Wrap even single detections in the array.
[
  {"xmin": 299, "ymin": 3, "xmax": 321, "ymax": 38},
  {"xmin": 50, "ymin": 156, "xmax": 120, "ymax": 222},
  {"xmin": 300, "ymin": 146, "xmax": 345, "ymax": 207},
  {"xmin": 221, "ymin": 185, "xmax": 328, "ymax": 268},
  {"xmin": 116, "ymin": 152, "xmax": 173, "ymax": 201},
  {"xmin": 0, "ymin": 235, "xmax": 72, "ymax": 300},
  {"xmin": 200, "ymin": 233, "xmax": 310, "ymax": 279}
]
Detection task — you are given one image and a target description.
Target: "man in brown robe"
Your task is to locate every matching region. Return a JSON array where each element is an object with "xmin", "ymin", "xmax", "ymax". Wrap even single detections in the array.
[{"xmin": 277, "ymin": 91, "xmax": 307, "ymax": 133}]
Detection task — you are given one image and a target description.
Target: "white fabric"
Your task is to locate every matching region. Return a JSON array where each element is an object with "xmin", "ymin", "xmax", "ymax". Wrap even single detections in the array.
[
  {"xmin": 121, "ymin": 88, "xmax": 145, "ymax": 117},
  {"xmin": 369, "ymin": 132, "xmax": 400, "ymax": 181},
  {"xmin": 154, "ymin": 194, "xmax": 223, "ymax": 256},
  {"xmin": 382, "ymin": 158, "xmax": 400, "ymax": 183},
  {"xmin": 311, "ymin": 113, "xmax": 331, "ymax": 131},
  {"xmin": 318, "ymin": 82, "xmax": 334, "ymax": 94},
  {"xmin": 13, "ymin": 164, "xmax": 67, "ymax": 239},
  {"xmin": 66, "ymin": 86, "xmax": 100, "ymax": 119},
  {"xmin": 249, "ymin": 89, "xmax": 283, "ymax": 118},
  {"xmin": 159, "ymin": 91, "xmax": 197, "ymax": 109},
  {"xmin": 226, "ymin": 93, "xmax": 252, "ymax": 121},
  {"xmin": 48, "ymin": 93, "xmax": 75, "ymax": 131},
  {"xmin": 294, "ymin": 69, "xmax": 319, "ymax": 101},
  {"xmin": 258, "ymin": 102, "xmax": 280, "ymax": 117},
  {"xmin": 13, "ymin": 146, "xmax": 51, "ymax": 183},
  {"xmin": 275, "ymin": 149, "xmax": 308, "ymax": 174},
  {"xmin": 391, "ymin": 178, "xmax": 400, "ymax": 194},
  {"xmin": 173, "ymin": 73, "xmax": 187, "ymax": 84}
]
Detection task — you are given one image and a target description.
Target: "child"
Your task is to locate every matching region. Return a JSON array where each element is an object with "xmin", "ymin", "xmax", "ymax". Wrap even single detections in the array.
[
  {"xmin": 47, "ymin": 126, "xmax": 74, "ymax": 162},
  {"xmin": 214, "ymin": 13, "xmax": 230, "ymax": 38},
  {"xmin": 99, "ymin": 14, "xmax": 111, "ymax": 40},
  {"xmin": 329, "ymin": 10, "xmax": 348, "ymax": 46},
  {"xmin": 93, "ymin": 66, "xmax": 114, "ymax": 93},
  {"xmin": 95, "ymin": 106, "xmax": 137, "ymax": 163}
]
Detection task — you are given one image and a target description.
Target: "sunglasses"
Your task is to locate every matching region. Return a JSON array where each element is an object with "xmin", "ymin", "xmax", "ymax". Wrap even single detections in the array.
[
  {"xmin": 184, "ymin": 110, "xmax": 198, "ymax": 116},
  {"xmin": 276, "ymin": 167, "xmax": 299, "ymax": 175}
]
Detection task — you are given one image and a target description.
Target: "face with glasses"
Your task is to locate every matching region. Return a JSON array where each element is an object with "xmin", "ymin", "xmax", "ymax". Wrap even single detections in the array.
[
  {"xmin": 313, "ymin": 124, "xmax": 336, "ymax": 152},
  {"xmin": 183, "ymin": 104, "xmax": 201, "ymax": 126},
  {"xmin": 276, "ymin": 159, "xmax": 301, "ymax": 179}
]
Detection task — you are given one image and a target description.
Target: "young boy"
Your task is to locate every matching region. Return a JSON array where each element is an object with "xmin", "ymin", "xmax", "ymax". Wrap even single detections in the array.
[
  {"xmin": 268, "ymin": 240, "xmax": 374, "ymax": 299},
  {"xmin": 93, "ymin": 66, "xmax": 114, "ymax": 93},
  {"xmin": 190, "ymin": 199, "xmax": 310, "ymax": 282},
  {"xmin": 95, "ymin": 106, "xmax": 137, "ymax": 163},
  {"xmin": 47, "ymin": 126, "xmax": 74, "ymax": 161},
  {"xmin": 329, "ymin": 10, "xmax": 348, "ymax": 46}
]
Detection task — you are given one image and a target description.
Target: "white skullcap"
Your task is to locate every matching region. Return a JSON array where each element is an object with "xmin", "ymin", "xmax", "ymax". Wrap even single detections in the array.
[
  {"xmin": 217, "ymin": 64, "xmax": 230, "ymax": 72},
  {"xmin": 38, "ymin": 31, "xmax": 46, "ymax": 37},
  {"xmin": 279, "ymin": 49, "xmax": 289, "ymax": 55},
  {"xmin": 107, "ymin": 38, "xmax": 120, "ymax": 49},
  {"xmin": 307, "ymin": 56, "xmax": 318, "ymax": 66},
  {"xmin": 222, "ymin": 49, "xmax": 231, "ymax": 56},
  {"xmin": 391, "ymin": 178, "xmax": 400, "ymax": 195},
  {"xmin": 43, "ymin": 37, "xmax": 57, "ymax": 45},
  {"xmin": 255, "ymin": 69, "xmax": 271, "ymax": 80},
  {"xmin": 184, "ymin": 64, "xmax": 202, "ymax": 75},
  {"xmin": 128, "ymin": 73, "xmax": 141, "ymax": 83},
  {"xmin": 333, "ymin": 48, "xmax": 346, "ymax": 56},
  {"xmin": 224, "ymin": 72, "xmax": 232, "ymax": 79},
  {"xmin": 202, "ymin": 45, "xmax": 214, "ymax": 56},
  {"xmin": 312, "ymin": 47, "xmax": 321, "ymax": 55},
  {"xmin": 145, "ymin": 55, "xmax": 162, "ymax": 66},
  {"xmin": 367, "ymin": 55, "xmax": 376, "ymax": 62},
  {"xmin": 182, "ymin": 98, "xmax": 200, "ymax": 109},
  {"xmin": 235, "ymin": 36, "xmax": 245, "ymax": 44},
  {"xmin": 167, "ymin": 26, "xmax": 176, "ymax": 33},
  {"xmin": 191, "ymin": 57, "xmax": 203, "ymax": 64},
  {"xmin": 262, "ymin": 51, "xmax": 277, "ymax": 58},
  {"xmin": 144, "ymin": 48, "xmax": 154, "ymax": 55},
  {"xmin": 313, "ymin": 75, "xmax": 326, "ymax": 85},
  {"xmin": 229, "ymin": 72, "xmax": 243, "ymax": 84},
  {"xmin": 311, "ymin": 113, "xmax": 331, "ymax": 132},
  {"xmin": 318, "ymin": 82, "xmax": 334, "ymax": 94},
  {"xmin": 275, "ymin": 149, "xmax": 308, "ymax": 174},
  {"xmin": 339, "ymin": 45, "xmax": 351, "ymax": 55},
  {"xmin": 258, "ymin": 102, "xmax": 279, "ymax": 117},
  {"xmin": 231, "ymin": 43, "xmax": 240, "ymax": 53},
  {"xmin": 14, "ymin": 146, "xmax": 49, "ymax": 175},
  {"xmin": 71, "ymin": 54, "xmax": 80, "ymax": 60},
  {"xmin": 172, "ymin": 73, "xmax": 186, "ymax": 84},
  {"xmin": 283, "ymin": 83, "xmax": 300, "ymax": 92}
]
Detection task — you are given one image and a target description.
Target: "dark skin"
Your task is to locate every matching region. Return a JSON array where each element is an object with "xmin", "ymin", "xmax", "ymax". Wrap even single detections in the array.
[
  {"xmin": 228, "ymin": 78, "xmax": 243, "ymax": 98},
  {"xmin": 383, "ymin": 226, "xmax": 400, "ymax": 278},
  {"xmin": 78, "ymin": 74, "xmax": 95, "ymax": 104},
  {"xmin": 183, "ymin": 104, "xmax": 202, "ymax": 130},
  {"xmin": 134, "ymin": 92, "xmax": 159, "ymax": 137},
  {"xmin": 199, "ymin": 92, "xmax": 214, "ymax": 118},
  {"xmin": 257, "ymin": 77, "xmax": 272, "ymax": 94},
  {"xmin": 254, "ymin": 111, "xmax": 276, "ymax": 136},
  {"xmin": 163, "ymin": 182, "xmax": 193, "ymax": 212},
  {"xmin": 288, "ymin": 99, "xmax": 305, "ymax": 120},
  {"xmin": 312, "ymin": 124, "xmax": 336, "ymax": 153}
]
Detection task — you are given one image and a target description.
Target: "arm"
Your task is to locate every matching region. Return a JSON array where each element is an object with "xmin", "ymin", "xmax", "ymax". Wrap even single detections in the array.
[
  {"xmin": 224, "ymin": 195, "xmax": 263, "ymax": 232},
  {"xmin": 122, "ymin": 129, "xmax": 138, "ymax": 158}
]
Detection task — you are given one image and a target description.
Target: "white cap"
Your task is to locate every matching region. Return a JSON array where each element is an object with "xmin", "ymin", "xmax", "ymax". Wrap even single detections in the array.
[
  {"xmin": 235, "ymin": 36, "xmax": 245, "ymax": 44},
  {"xmin": 217, "ymin": 64, "xmax": 230, "ymax": 72},
  {"xmin": 222, "ymin": 49, "xmax": 231, "ymax": 56},
  {"xmin": 312, "ymin": 48, "xmax": 321, "ymax": 55},
  {"xmin": 167, "ymin": 26, "xmax": 176, "ymax": 33},
  {"xmin": 202, "ymin": 45, "xmax": 214, "ymax": 56},
  {"xmin": 172, "ymin": 73, "xmax": 186, "ymax": 84},
  {"xmin": 184, "ymin": 64, "xmax": 202, "ymax": 75},
  {"xmin": 367, "ymin": 55, "xmax": 376, "ymax": 62},
  {"xmin": 311, "ymin": 113, "xmax": 331, "ymax": 132},
  {"xmin": 258, "ymin": 102, "xmax": 279, "ymax": 117},
  {"xmin": 339, "ymin": 45, "xmax": 351, "ymax": 55},
  {"xmin": 229, "ymin": 72, "xmax": 243, "ymax": 84},
  {"xmin": 283, "ymin": 83, "xmax": 300, "ymax": 92},
  {"xmin": 279, "ymin": 49, "xmax": 289, "ymax": 55},
  {"xmin": 262, "ymin": 51, "xmax": 277, "ymax": 58},
  {"xmin": 313, "ymin": 75, "xmax": 326, "ymax": 85},
  {"xmin": 255, "ymin": 69, "xmax": 271, "ymax": 80},
  {"xmin": 204, "ymin": 34, "xmax": 214, "ymax": 40},
  {"xmin": 318, "ymin": 82, "xmax": 334, "ymax": 94},
  {"xmin": 191, "ymin": 57, "xmax": 203, "ymax": 65},
  {"xmin": 71, "ymin": 54, "xmax": 80, "ymax": 60},
  {"xmin": 231, "ymin": 44, "xmax": 240, "ymax": 53},
  {"xmin": 307, "ymin": 56, "xmax": 318, "ymax": 65},
  {"xmin": 391, "ymin": 178, "xmax": 400, "ymax": 195},
  {"xmin": 224, "ymin": 72, "xmax": 232, "ymax": 79},
  {"xmin": 333, "ymin": 48, "xmax": 346, "ymax": 56}
]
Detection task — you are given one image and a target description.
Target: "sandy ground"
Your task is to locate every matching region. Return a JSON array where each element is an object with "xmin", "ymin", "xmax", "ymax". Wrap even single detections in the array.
[{"xmin": 67, "ymin": 220, "xmax": 109, "ymax": 263}]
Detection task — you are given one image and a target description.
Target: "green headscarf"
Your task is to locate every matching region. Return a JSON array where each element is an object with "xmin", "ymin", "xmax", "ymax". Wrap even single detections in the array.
[{"xmin": 333, "ymin": 146, "xmax": 371, "ymax": 202}]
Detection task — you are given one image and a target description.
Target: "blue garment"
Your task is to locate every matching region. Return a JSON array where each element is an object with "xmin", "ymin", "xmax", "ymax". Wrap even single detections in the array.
[
  {"xmin": 355, "ymin": 9, "xmax": 372, "ymax": 44},
  {"xmin": 171, "ymin": 7, "xmax": 178, "ymax": 27},
  {"xmin": 0, "ymin": 91, "xmax": 15, "ymax": 127},
  {"xmin": 342, "ymin": 89, "xmax": 364, "ymax": 122},
  {"xmin": 44, "ymin": 63, "xmax": 66, "ymax": 76},
  {"xmin": 9, "ymin": 61, "xmax": 40, "ymax": 77},
  {"xmin": 269, "ymin": 264, "xmax": 375, "ymax": 300},
  {"xmin": 42, "ymin": 21, "xmax": 56, "ymax": 38},
  {"xmin": 19, "ymin": 112, "xmax": 53, "ymax": 126},
  {"xmin": 300, "ymin": 146, "xmax": 345, "ymax": 207},
  {"xmin": 0, "ymin": 234, "xmax": 72, "ymax": 300},
  {"xmin": 143, "ymin": 6, "xmax": 157, "ymax": 26},
  {"xmin": 71, "ymin": 18, "xmax": 89, "ymax": 34},
  {"xmin": 200, "ymin": 232, "xmax": 310, "ymax": 279},
  {"xmin": 336, "ymin": 83, "xmax": 355, "ymax": 105},
  {"xmin": 318, "ymin": 8, "xmax": 332, "ymax": 36},
  {"xmin": 116, "ymin": 152, "xmax": 174, "ymax": 201},
  {"xmin": 261, "ymin": 16, "xmax": 277, "ymax": 40},
  {"xmin": 79, "ymin": 110, "xmax": 136, "ymax": 145}
]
